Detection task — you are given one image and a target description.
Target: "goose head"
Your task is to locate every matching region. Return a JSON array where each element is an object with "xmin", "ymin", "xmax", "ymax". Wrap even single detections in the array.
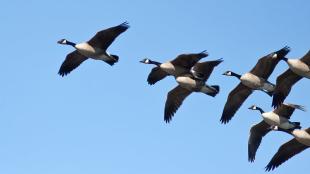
[
  {"xmin": 248, "ymin": 105, "xmax": 265, "ymax": 114},
  {"xmin": 57, "ymin": 39, "xmax": 76, "ymax": 47},
  {"xmin": 222, "ymin": 71, "xmax": 242, "ymax": 79},
  {"xmin": 140, "ymin": 58, "xmax": 151, "ymax": 64},
  {"xmin": 222, "ymin": 71, "xmax": 233, "ymax": 76},
  {"xmin": 248, "ymin": 105, "xmax": 258, "ymax": 110},
  {"xmin": 139, "ymin": 58, "xmax": 161, "ymax": 66},
  {"xmin": 271, "ymin": 46, "xmax": 290, "ymax": 62},
  {"xmin": 57, "ymin": 39, "xmax": 68, "ymax": 45}
]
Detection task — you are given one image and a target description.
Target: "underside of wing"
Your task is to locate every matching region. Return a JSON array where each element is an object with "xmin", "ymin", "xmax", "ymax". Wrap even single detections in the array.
[{"xmin": 220, "ymin": 83, "xmax": 253, "ymax": 124}]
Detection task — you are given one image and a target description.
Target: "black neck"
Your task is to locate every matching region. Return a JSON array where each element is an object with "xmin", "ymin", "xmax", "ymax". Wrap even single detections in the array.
[
  {"xmin": 231, "ymin": 72, "xmax": 242, "ymax": 79},
  {"xmin": 67, "ymin": 41, "xmax": 76, "ymax": 47},
  {"xmin": 149, "ymin": 60, "xmax": 161, "ymax": 66},
  {"xmin": 256, "ymin": 107, "xmax": 265, "ymax": 114}
]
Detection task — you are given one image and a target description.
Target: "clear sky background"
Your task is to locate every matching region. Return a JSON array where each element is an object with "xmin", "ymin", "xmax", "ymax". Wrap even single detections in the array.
[{"xmin": 0, "ymin": 0, "xmax": 309, "ymax": 174}]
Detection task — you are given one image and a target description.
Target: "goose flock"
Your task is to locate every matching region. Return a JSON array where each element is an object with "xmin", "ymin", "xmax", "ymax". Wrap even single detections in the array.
[{"xmin": 57, "ymin": 22, "xmax": 309, "ymax": 171}]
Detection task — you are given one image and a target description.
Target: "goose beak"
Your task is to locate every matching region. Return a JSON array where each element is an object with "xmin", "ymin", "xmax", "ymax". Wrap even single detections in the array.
[
  {"xmin": 139, "ymin": 60, "xmax": 144, "ymax": 63},
  {"xmin": 57, "ymin": 40, "xmax": 63, "ymax": 44}
]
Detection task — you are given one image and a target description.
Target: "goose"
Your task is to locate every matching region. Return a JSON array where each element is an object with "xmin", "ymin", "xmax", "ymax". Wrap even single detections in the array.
[
  {"xmin": 140, "ymin": 51, "xmax": 208, "ymax": 85},
  {"xmin": 57, "ymin": 22, "xmax": 130, "ymax": 76},
  {"xmin": 265, "ymin": 126, "xmax": 310, "ymax": 171},
  {"xmin": 220, "ymin": 46, "xmax": 291, "ymax": 124},
  {"xmin": 247, "ymin": 103, "xmax": 305, "ymax": 162},
  {"xmin": 272, "ymin": 50, "xmax": 310, "ymax": 108},
  {"xmin": 164, "ymin": 59, "xmax": 223, "ymax": 123}
]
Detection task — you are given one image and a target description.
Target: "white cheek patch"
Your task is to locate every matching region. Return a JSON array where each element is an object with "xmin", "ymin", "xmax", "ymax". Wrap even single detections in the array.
[
  {"xmin": 253, "ymin": 106, "xmax": 257, "ymax": 110},
  {"xmin": 145, "ymin": 59, "xmax": 150, "ymax": 64}
]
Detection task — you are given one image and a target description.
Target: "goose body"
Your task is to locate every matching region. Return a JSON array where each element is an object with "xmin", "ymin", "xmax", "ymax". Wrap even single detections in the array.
[
  {"xmin": 261, "ymin": 111, "xmax": 296, "ymax": 129},
  {"xmin": 286, "ymin": 59, "xmax": 310, "ymax": 78},
  {"xmin": 57, "ymin": 22, "xmax": 129, "ymax": 76},
  {"xmin": 293, "ymin": 129, "xmax": 310, "ymax": 146},
  {"xmin": 240, "ymin": 73, "xmax": 275, "ymax": 91},
  {"xmin": 220, "ymin": 46, "xmax": 290, "ymax": 124},
  {"xmin": 74, "ymin": 42, "xmax": 112, "ymax": 61},
  {"xmin": 140, "ymin": 51, "xmax": 208, "ymax": 85},
  {"xmin": 159, "ymin": 61, "xmax": 188, "ymax": 76},
  {"xmin": 164, "ymin": 59, "xmax": 222, "ymax": 123},
  {"xmin": 265, "ymin": 127, "xmax": 310, "ymax": 171},
  {"xmin": 272, "ymin": 50, "xmax": 310, "ymax": 108},
  {"xmin": 176, "ymin": 76, "xmax": 218, "ymax": 95},
  {"xmin": 247, "ymin": 104, "xmax": 304, "ymax": 162}
]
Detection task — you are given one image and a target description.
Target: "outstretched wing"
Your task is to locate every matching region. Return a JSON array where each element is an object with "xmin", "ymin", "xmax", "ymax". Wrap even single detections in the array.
[
  {"xmin": 171, "ymin": 50, "xmax": 208, "ymax": 69},
  {"xmin": 300, "ymin": 50, "xmax": 310, "ymax": 65},
  {"xmin": 88, "ymin": 22, "xmax": 129, "ymax": 50},
  {"xmin": 164, "ymin": 86, "xmax": 192, "ymax": 123},
  {"xmin": 273, "ymin": 103, "xmax": 305, "ymax": 119},
  {"xmin": 191, "ymin": 59, "xmax": 223, "ymax": 81},
  {"xmin": 272, "ymin": 69, "xmax": 302, "ymax": 108},
  {"xmin": 250, "ymin": 46, "xmax": 290, "ymax": 79},
  {"xmin": 220, "ymin": 83, "xmax": 253, "ymax": 124},
  {"xmin": 248, "ymin": 121, "xmax": 271, "ymax": 162},
  {"xmin": 147, "ymin": 67, "xmax": 169, "ymax": 85},
  {"xmin": 265, "ymin": 139, "xmax": 308, "ymax": 171},
  {"xmin": 58, "ymin": 51, "xmax": 88, "ymax": 77}
]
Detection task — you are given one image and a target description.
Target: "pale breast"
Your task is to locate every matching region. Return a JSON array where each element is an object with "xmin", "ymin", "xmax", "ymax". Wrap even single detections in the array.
[
  {"xmin": 176, "ymin": 76, "xmax": 197, "ymax": 90},
  {"xmin": 262, "ymin": 112, "xmax": 281, "ymax": 125},
  {"xmin": 288, "ymin": 59, "xmax": 310, "ymax": 78},
  {"xmin": 75, "ymin": 43, "xmax": 105, "ymax": 58},
  {"xmin": 293, "ymin": 130, "xmax": 310, "ymax": 146},
  {"xmin": 240, "ymin": 73, "xmax": 263, "ymax": 89},
  {"xmin": 160, "ymin": 62, "xmax": 187, "ymax": 76}
]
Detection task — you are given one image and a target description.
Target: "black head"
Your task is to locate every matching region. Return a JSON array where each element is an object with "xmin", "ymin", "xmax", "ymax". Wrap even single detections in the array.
[
  {"xmin": 139, "ymin": 58, "xmax": 151, "ymax": 64},
  {"xmin": 270, "ymin": 46, "xmax": 290, "ymax": 62},
  {"xmin": 57, "ymin": 39, "xmax": 68, "ymax": 45},
  {"xmin": 222, "ymin": 71, "xmax": 234, "ymax": 76},
  {"xmin": 248, "ymin": 105, "xmax": 258, "ymax": 110},
  {"xmin": 248, "ymin": 105, "xmax": 264, "ymax": 114}
]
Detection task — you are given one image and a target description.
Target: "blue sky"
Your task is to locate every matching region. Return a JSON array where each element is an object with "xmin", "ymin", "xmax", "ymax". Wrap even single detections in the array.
[{"xmin": 0, "ymin": 0, "xmax": 309, "ymax": 173}]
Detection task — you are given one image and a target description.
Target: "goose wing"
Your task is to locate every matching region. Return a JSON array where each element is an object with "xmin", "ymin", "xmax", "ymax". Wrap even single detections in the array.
[
  {"xmin": 305, "ymin": 127, "xmax": 310, "ymax": 134},
  {"xmin": 171, "ymin": 50, "xmax": 208, "ymax": 70},
  {"xmin": 88, "ymin": 22, "xmax": 129, "ymax": 50},
  {"xmin": 220, "ymin": 83, "xmax": 253, "ymax": 124},
  {"xmin": 265, "ymin": 138, "xmax": 308, "ymax": 171},
  {"xmin": 272, "ymin": 69, "xmax": 302, "ymax": 108},
  {"xmin": 58, "ymin": 51, "xmax": 88, "ymax": 76},
  {"xmin": 147, "ymin": 67, "xmax": 169, "ymax": 85},
  {"xmin": 300, "ymin": 50, "xmax": 310, "ymax": 65},
  {"xmin": 164, "ymin": 85, "xmax": 192, "ymax": 123},
  {"xmin": 191, "ymin": 59, "xmax": 223, "ymax": 81},
  {"xmin": 250, "ymin": 46, "xmax": 290, "ymax": 79},
  {"xmin": 248, "ymin": 121, "xmax": 271, "ymax": 162},
  {"xmin": 273, "ymin": 103, "xmax": 305, "ymax": 119}
]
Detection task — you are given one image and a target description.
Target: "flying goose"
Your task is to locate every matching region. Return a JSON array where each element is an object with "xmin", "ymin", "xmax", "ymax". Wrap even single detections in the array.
[
  {"xmin": 265, "ymin": 126, "xmax": 310, "ymax": 171},
  {"xmin": 220, "ymin": 46, "xmax": 291, "ymax": 124},
  {"xmin": 57, "ymin": 22, "xmax": 130, "ymax": 76},
  {"xmin": 247, "ymin": 103, "xmax": 305, "ymax": 162},
  {"xmin": 272, "ymin": 50, "xmax": 310, "ymax": 108},
  {"xmin": 164, "ymin": 59, "xmax": 223, "ymax": 123},
  {"xmin": 140, "ymin": 51, "xmax": 208, "ymax": 85}
]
